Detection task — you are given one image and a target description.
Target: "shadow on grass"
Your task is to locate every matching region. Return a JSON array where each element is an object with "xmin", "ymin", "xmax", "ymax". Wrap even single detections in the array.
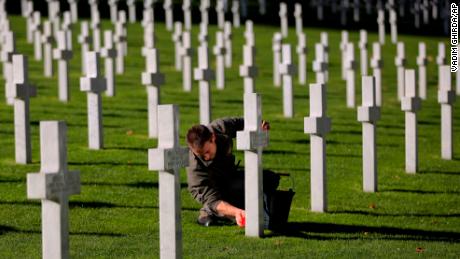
[
  {"xmin": 83, "ymin": 181, "xmax": 188, "ymax": 189},
  {"xmin": 104, "ymin": 146, "xmax": 149, "ymax": 151},
  {"xmin": 68, "ymin": 161, "xmax": 147, "ymax": 166},
  {"xmin": 382, "ymin": 188, "xmax": 460, "ymax": 195},
  {"xmin": 264, "ymin": 150, "xmax": 306, "ymax": 155},
  {"xmin": 419, "ymin": 170, "xmax": 460, "ymax": 176},
  {"xmin": 0, "ymin": 224, "xmax": 126, "ymax": 237},
  {"xmin": 332, "ymin": 210, "xmax": 460, "ymax": 218},
  {"xmin": 267, "ymin": 222, "xmax": 460, "ymax": 242}
]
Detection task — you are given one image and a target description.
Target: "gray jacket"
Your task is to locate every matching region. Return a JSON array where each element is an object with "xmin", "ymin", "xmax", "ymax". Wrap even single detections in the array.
[{"xmin": 186, "ymin": 117, "xmax": 244, "ymax": 214}]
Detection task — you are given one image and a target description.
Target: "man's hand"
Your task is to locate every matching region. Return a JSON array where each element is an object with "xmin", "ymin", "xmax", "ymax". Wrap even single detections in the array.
[
  {"xmin": 235, "ymin": 210, "xmax": 246, "ymax": 227},
  {"xmin": 216, "ymin": 201, "xmax": 246, "ymax": 227},
  {"xmin": 261, "ymin": 120, "xmax": 270, "ymax": 131}
]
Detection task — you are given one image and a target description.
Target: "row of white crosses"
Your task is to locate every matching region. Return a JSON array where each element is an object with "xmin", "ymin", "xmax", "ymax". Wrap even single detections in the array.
[
  {"xmin": 1, "ymin": 30, "xmax": 16, "ymax": 105},
  {"xmin": 53, "ymin": 30, "xmax": 73, "ymax": 102},
  {"xmin": 231, "ymin": 0, "xmax": 240, "ymax": 28},
  {"xmin": 239, "ymin": 21, "xmax": 257, "ymax": 94},
  {"xmin": 345, "ymin": 42, "xmax": 356, "ymax": 108},
  {"xmin": 213, "ymin": 31, "xmax": 226, "ymax": 89},
  {"xmin": 114, "ymin": 11, "xmax": 128, "ymax": 75},
  {"xmin": 142, "ymin": 48, "xmax": 165, "ymax": 139},
  {"xmin": 194, "ymin": 43, "xmax": 214, "ymax": 125},
  {"xmin": 80, "ymin": 52, "xmax": 107, "ymax": 150},
  {"xmin": 200, "ymin": 0, "xmax": 210, "ymax": 26},
  {"xmin": 370, "ymin": 42, "xmax": 383, "ymax": 106},
  {"xmin": 395, "ymin": 42, "xmax": 406, "ymax": 101},
  {"xmin": 280, "ymin": 44, "xmax": 296, "ymax": 118}
]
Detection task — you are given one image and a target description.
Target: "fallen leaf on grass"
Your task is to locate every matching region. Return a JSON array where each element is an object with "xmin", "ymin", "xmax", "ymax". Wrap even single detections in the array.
[
  {"xmin": 416, "ymin": 247, "xmax": 425, "ymax": 253},
  {"xmin": 126, "ymin": 130, "xmax": 134, "ymax": 136}
]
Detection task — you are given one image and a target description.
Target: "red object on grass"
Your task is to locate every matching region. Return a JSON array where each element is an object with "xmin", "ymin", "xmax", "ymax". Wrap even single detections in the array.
[{"xmin": 239, "ymin": 215, "xmax": 246, "ymax": 228}]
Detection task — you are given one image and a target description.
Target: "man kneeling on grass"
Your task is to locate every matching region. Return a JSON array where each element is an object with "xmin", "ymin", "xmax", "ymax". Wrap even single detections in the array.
[{"xmin": 186, "ymin": 117, "xmax": 280, "ymax": 228}]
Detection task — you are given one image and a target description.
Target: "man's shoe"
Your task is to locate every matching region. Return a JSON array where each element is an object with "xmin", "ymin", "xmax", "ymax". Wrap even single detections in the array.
[{"xmin": 197, "ymin": 209, "xmax": 214, "ymax": 227}]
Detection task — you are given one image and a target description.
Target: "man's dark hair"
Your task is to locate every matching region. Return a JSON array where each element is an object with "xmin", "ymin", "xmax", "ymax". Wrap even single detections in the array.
[{"xmin": 187, "ymin": 125, "xmax": 212, "ymax": 149}]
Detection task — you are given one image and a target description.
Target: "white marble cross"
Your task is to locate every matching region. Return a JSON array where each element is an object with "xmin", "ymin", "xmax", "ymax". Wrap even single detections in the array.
[
  {"xmin": 32, "ymin": 12, "xmax": 43, "ymax": 61},
  {"xmin": 91, "ymin": 11, "xmax": 101, "ymax": 52},
  {"xmin": 417, "ymin": 42, "xmax": 428, "ymax": 100},
  {"xmin": 313, "ymin": 43, "xmax": 327, "ymax": 84},
  {"xmin": 280, "ymin": 44, "xmax": 296, "ymax": 118},
  {"xmin": 377, "ymin": 8, "xmax": 385, "ymax": 45},
  {"xmin": 142, "ymin": 48, "xmax": 165, "ymax": 139},
  {"xmin": 316, "ymin": 0, "xmax": 324, "ymax": 20},
  {"xmin": 395, "ymin": 42, "xmax": 406, "ymax": 101},
  {"xmin": 340, "ymin": 31, "xmax": 349, "ymax": 80},
  {"xmin": 109, "ymin": 0, "xmax": 119, "ymax": 23},
  {"xmin": 357, "ymin": 76, "xmax": 380, "ymax": 192},
  {"xmin": 340, "ymin": 0, "xmax": 348, "ymax": 25},
  {"xmin": 345, "ymin": 42, "xmax": 356, "ymax": 108},
  {"xmin": 231, "ymin": 0, "xmax": 240, "ymax": 28},
  {"xmin": 27, "ymin": 121, "xmax": 80, "ymax": 259},
  {"xmin": 53, "ymin": 30, "xmax": 73, "ymax": 102},
  {"xmin": 194, "ymin": 44, "xmax": 215, "ymax": 125},
  {"xmin": 25, "ymin": 1, "xmax": 34, "ymax": 43},
  {"xmin": 148, "ymin": 105, "xmax": 189, "ymax": 259},
  {"xmin": 296, "ymin": 32, "xmax": 307, "ymax": 85},
  {"xmin": 180, "ymin": 31, "xmax": 193, "ymax": 92},
  {"xmin": 101, "ymin": 30, "xmax": 117, "ymax": 97},
  {"xmin": 389, "ymin": 8, "xmax": 398, "ymax": 44},
  {"xmin": 198, "ymin": 22, "xmax": 208, "ymax": 45},
  {"xmin": 42, "ymin": 21, "xmax": 54, "ymax": 78},
  {"xmin": 320, "ymin": 32, "xmax": 329, "ymax": 65},
  {"xmin": 163, "ymin": 0, "xmax": 173, "ymax": 31},
  {"xmin": 128, "ymin": 0, "xmax": 136, "ymax": 23},
  {"xmin": 244, "ymin": 20, "xmax": 255, "ymax": 47},
  {"xmin": 353, "ymin": 0, "xmax": 360, "ymax": 21},
  {"xmin": 172, "ymin": 22, "xmax": 183, "ymax": 71},
  {"xmin": 436, "ymin": 42, "xmax": 446, "ymax": 66},
  {"xmin": 79, "ymin": 52, "xmax": 107, "ymax": 150},
  {"xmin": 182, "ymin": 0, "xmax": 192, "ymax": 30},
  {"xmin": 9, "ymin": 54, "xmax": 37, "ymax": 164},
  {"xmin": 224, "ymin": 21, "xmax": 232, "ymax": 68},
  {"xmin": 294, "ymin": 3, "xmax": 303, "ymax": 35},
  {"xmin": 359, "ymin": 30, "xmax": 368, "ymax": 76},
  {"xmin": 89, "ymin": 0, "xmax": 99, "ymax": 23},
  {"xmin": 370, "ymin": 42, "xmax": 383, "ymax": 106},
  {"xmin": 213, "ymin": 31, "xmax": 226, "ymax": 90},
  {"xmin": 62, "ymin": 12, "xmax": 73, "ymax": 51},
  {"xmin": 142, "ymin": 8, "xmax": 154, "ymax": 27},
  {"xmin": 438, "ymin": 65, "xmax": 456, "ymax": 160},
  {"xmin": 304, "ymin": 82, "xmax": 331, "ymax": 212},
  {"xmin": 236, "ymin": 92, "xmax": 268, "ymax": 237},
  {"xmin": 200, "ymin": 0, "xmax": 210, "ymax": 25},
  {"xmin": 78, "ymin": 21, "xmax": 92, "ymax": 74},
  {"xmin": 114, "ymin": 12, "xmax": 127, "ymax": 75},
  {"xmin": 1, "ymin": 30, "xmax": 16, "ymax": 105},
  {"xmin": 69, "ymin": 0, "xmax": 78, "ymax": 23},
  {"xmin": 401, "ymin": 69, "xmax": 421, "ymax": 173},
  {"xmin": 272, "ymin": 32, "xmax": 282, "ymax": 87},
  {"xmin": 279, "ymin": 3, "xmax": 288, "ymax": 38},
  {"xmin": 142, "ymin": 21, "xmax": 156, "ymax": 56},
  {"xmin": 239, "ymin": 43, "xmax": 258, "ymax": 94},
  {"xmin": 216, "ymin": 0, "xmax": 225, "ymax": 29}
]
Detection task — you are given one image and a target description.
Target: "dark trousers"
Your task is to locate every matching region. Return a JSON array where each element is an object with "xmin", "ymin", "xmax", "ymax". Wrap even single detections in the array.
[{"xmin": 219, "ymin": 169, "xmax": 280, "ymax": 228}]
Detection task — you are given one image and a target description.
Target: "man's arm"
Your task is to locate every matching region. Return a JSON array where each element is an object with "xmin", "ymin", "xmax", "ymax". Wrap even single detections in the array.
[
  {"xmin": 216, "ymin": 201, "xmax": 246, "ymax": 226},
  {"xmin": 209, "ymin": 117, "xmax": 244, "ymax": 138}
]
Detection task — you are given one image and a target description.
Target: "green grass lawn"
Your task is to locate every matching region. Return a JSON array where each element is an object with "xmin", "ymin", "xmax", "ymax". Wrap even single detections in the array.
[{"xmin": 0, "ymin": 15, "xmax": 459, "ymax": 258}]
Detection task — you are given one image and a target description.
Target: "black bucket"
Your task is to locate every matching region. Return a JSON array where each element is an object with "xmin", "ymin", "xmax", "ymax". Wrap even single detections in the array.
[{"xmin": 268, "ymin": 189, "xmax": 295, "ymax": 230}]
